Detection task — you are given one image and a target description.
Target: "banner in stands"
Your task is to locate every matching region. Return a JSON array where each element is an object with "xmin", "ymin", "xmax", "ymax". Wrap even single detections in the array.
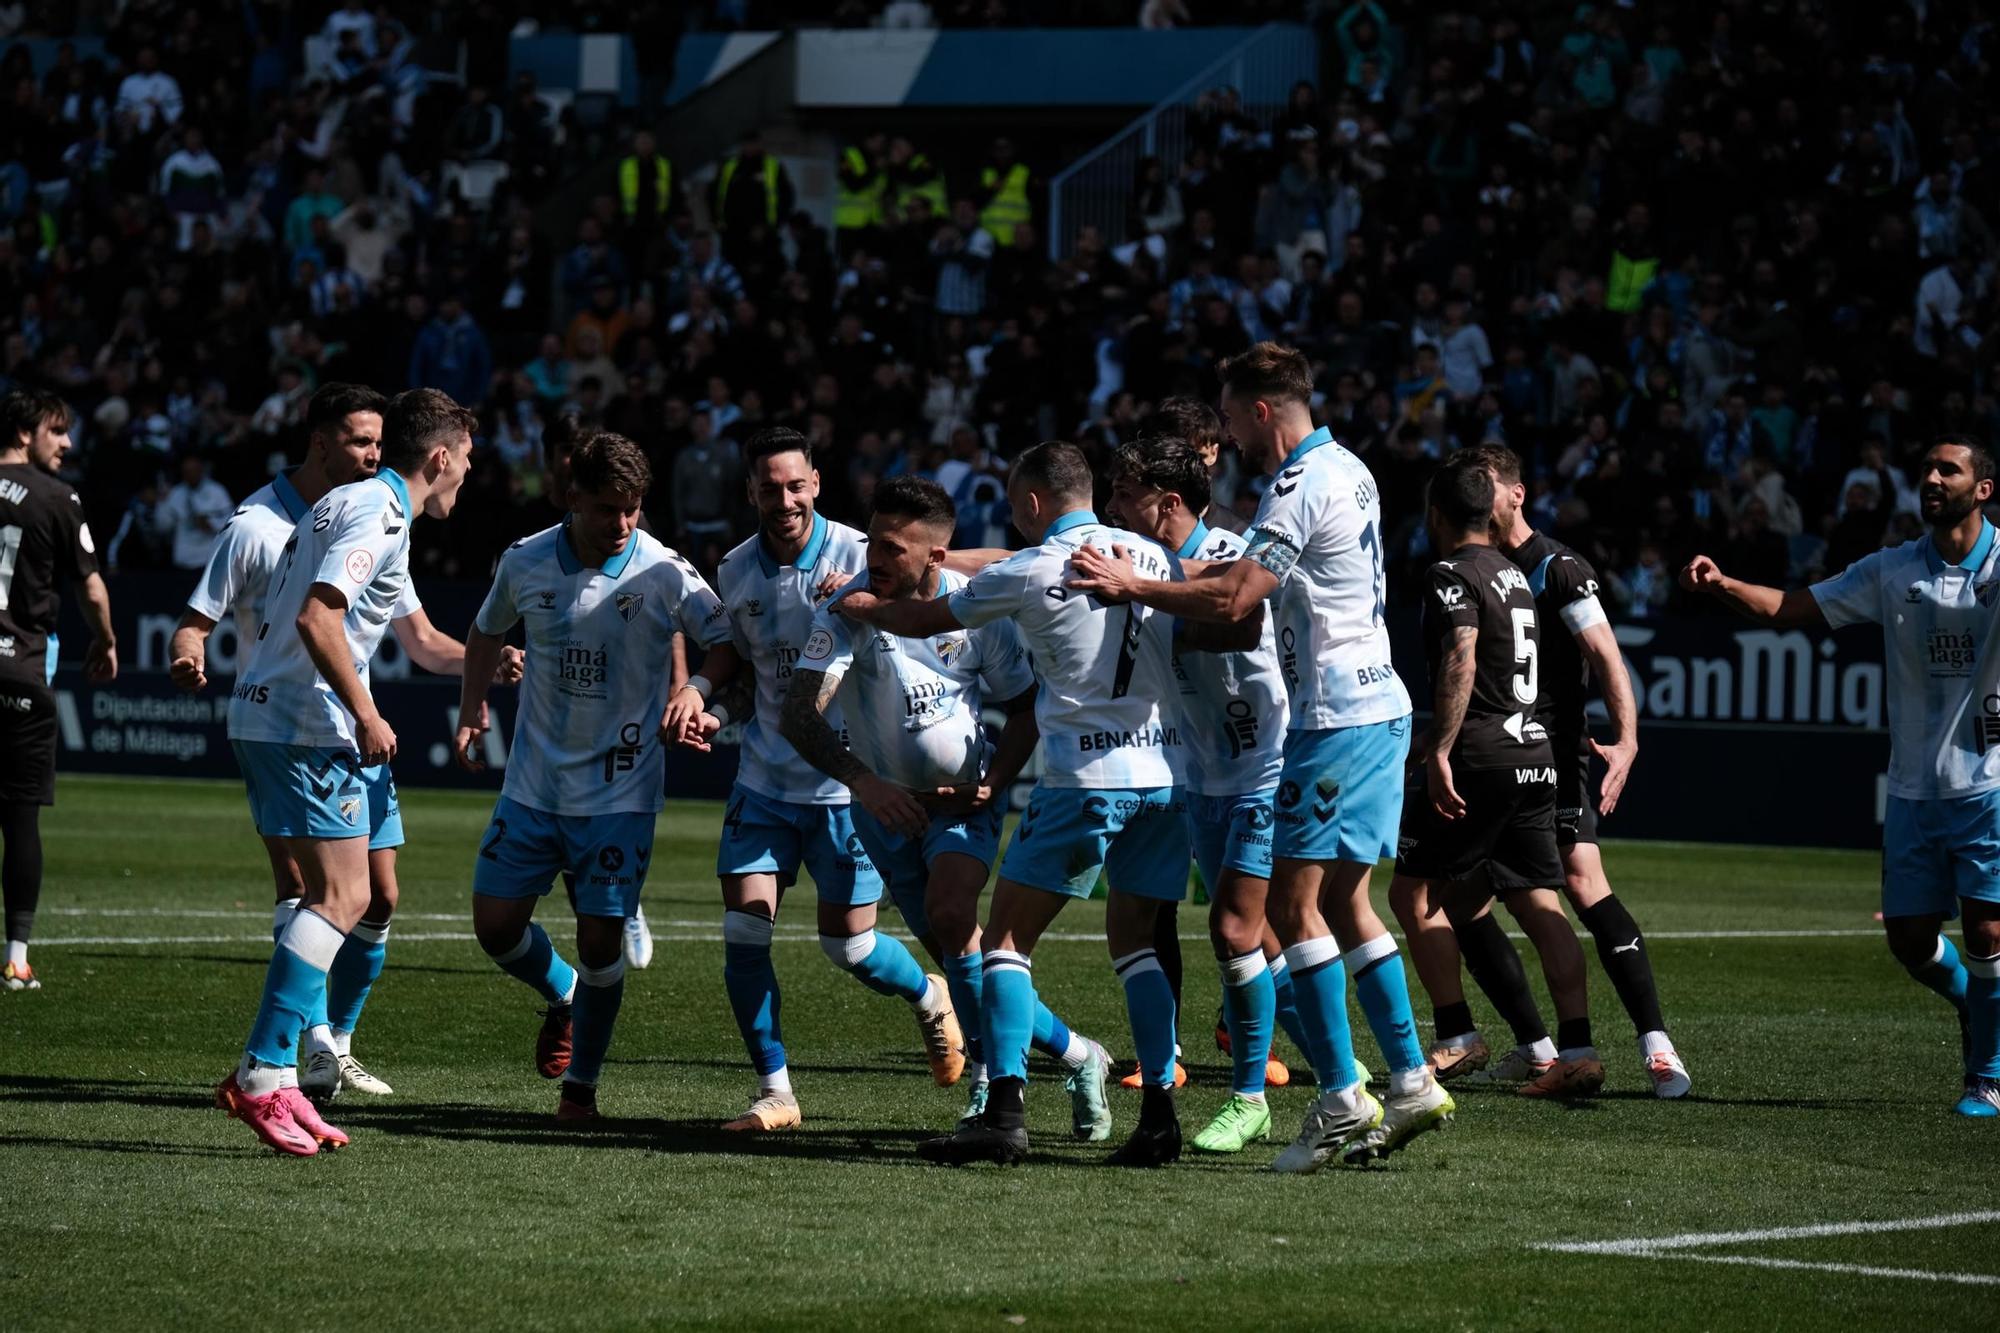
[{"xmin": 59, "ymin": 576, "xmax": 1891, "ymax": 848}]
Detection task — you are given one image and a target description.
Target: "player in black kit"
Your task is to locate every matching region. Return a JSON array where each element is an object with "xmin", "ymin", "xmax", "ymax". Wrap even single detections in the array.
[
  {"xmin": 0, "ymin": 387, "xmax": 117, "ymax": 991},
  {"xmin": 1393, "ymin": 455, "xmax": 1608, "ymax": 1096}
]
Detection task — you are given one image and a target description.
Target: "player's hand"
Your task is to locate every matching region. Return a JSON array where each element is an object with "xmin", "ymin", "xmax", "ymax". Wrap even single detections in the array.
[
  {"xmin": 1067, "ymin": 544, "xmax": 1137, "ymax": 603},
  {"xmin": 659, "ymin": 686, "xmax": 707, "ymax": 743},
  {"xmin": 355, "ymin": 713, "xmax": 397, "ymax": 766},
  {"xmin": 169, "ymin": 653, "xmax": 206, "ymax": 692},
  {"xmin": 922, "ymin": 781, "xmax": 992, "ymax": 818},
  {"xmin": 86, "ymin": 637, "xmax": 117, "ymax": 682},
  {"xmin": 1426, "ymin": 751, "xmax": 1466, "ymax": 820},
  {"xmin": 1679, "ymin": 554, "xmax": 1723, "ymax": 593},
  {"xmin": 1592, "ymin": 736, "xmax": 1638, "ymax": 816},
  {"xmin": 454, "ymin": 714, "xmax": 488, "ymax": 771},
  {"xmin": 855, "ymin": 774, "xmax": 929, "ymax": 839},
  {"xmin": 814, "ymin": 570, "xmax": 850, "ymax": 602},
  {"xmin": 833, "ymin": 589, "xmax": 885, "ymax": 623},
  {"xmin": 674, "ymin": 710, "xmax": 723, "ymax": 753},
  {"xmin": 493, "ymin": 645, "xmax": 525, "ymax": 685}
]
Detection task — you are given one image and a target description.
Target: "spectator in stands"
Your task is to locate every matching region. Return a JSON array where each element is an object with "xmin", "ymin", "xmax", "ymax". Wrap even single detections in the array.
[
  {"xmin": 156, "ymin": 452, "xmax": 232, "ymax": 571},
  {"xmin": 408, "ymin": 293, "xmax": 494, "ymax": 409},
  {"xmin": 114, "ymin": 46, "xmax": 181, "ymax": 133},
  {"xmin": 712, "ymin": 131, "xmax": 795, "ymax": 240}
]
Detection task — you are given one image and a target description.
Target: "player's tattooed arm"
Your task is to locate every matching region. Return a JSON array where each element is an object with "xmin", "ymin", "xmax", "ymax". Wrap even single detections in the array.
[
  {"xmin": 1423, "ymin": 625, "xmax": 1477, "ymax": 819},
  {"xmin": 780, "ymin": 668, "xmax": 929, "ymax": 836}
]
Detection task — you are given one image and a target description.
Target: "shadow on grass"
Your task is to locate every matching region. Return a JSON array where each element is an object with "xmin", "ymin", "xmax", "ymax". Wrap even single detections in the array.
[
  {"xmin": 0, "ymin": 1134, "xmax": 245, "ymax": 1158},
  {"xmin": 330, "ymin": 1099, "xmax": 942, "ymax": 1163},
  {"xmin": 0, "ymin": 1073, "xmax": 212, "ymax": 1112}
]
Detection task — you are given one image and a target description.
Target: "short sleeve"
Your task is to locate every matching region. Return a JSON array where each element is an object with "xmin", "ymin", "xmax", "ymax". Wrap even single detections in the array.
[
  {"xmin": 51, "ymin": 487, "xmax": 98, "ymax": 582},
  {"xmin": 185, "ymin": 516, "xmax": 253, "ymax": 621},
  {"xmin": 474, "ymin": 545, "xmax": 522, "ymax": 636},
  {"xmin": 1542, "ymin": 553, "xmax": 1609, "ymax": 636},
  {"xmin": 798, "ymin": 603, "xmax": 855, "ymax": 682},
  {"xmin": 974, "ymin": 617, "xmax": 1034, "ymax": 702},
  {"xmin": 1809, "ymin": 550, "xmax": 1885, "ymax": 630},
  {"xmin": 948, "ymin": 548, "xmax": 1036, "ymax": 628},
  {"xmin": 671, "ymin": 557, "xmax": 733, "ymax": 649},
  {"xmin": 312, "ymin": 490, "xmax": 403, "ymax": 607},
  {"xmin": 1425, "ymin": 561, "xmax": 1481, "ymax": 635},
  {"xmin": 391, "ymin": 575, "xmax": 422, "ymax": 619},
  {"xmin": 1243, "ymin": 464, "xmax": 1309, "ymax": 583}
]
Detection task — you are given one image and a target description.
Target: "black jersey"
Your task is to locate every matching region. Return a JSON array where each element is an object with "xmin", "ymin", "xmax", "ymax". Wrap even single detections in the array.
[
  {"xmin": 1422, "ymin": 542, "xmax": 1552, "ymax": 771},
  {"xmin": 1506, "ymin": 529, "xmax": 1607, "ymax": 750},
  {"xmin": 0, "ymin": 462, "xmax": 97, "ymax": 686}
]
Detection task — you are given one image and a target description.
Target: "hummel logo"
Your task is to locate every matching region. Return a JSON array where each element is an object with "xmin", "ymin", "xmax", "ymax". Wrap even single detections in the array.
[
  {"xmin": 1613, "ymin": 939, "xmax": 1640, "ymax": 954},
  {"xmin": 1272, "ymin": 481, "xmax": 1298, "ymax": 497}
]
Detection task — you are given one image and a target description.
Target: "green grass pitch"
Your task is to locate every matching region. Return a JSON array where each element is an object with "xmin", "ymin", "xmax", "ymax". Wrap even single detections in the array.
[{"xmin": 4, "ymin": 776, "xmax": 1996, "ymax": 1329}]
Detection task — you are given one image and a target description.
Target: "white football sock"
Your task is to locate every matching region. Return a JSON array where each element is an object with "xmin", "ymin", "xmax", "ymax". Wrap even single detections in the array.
[
  {"xmin": 1639, "ymin": 1029, "xmax": 1673, "ymax": 1058},
  {"xmin": 5, "ymin": 940, "xmax": 25, "ymax": 969},
  {"xmin": 759, "ymin": 1066, "xmax": 793, "ymax": 1099},
  {"xmin": 1525, "ymin": 1037, "xmax": 1558, "ymax": 1063},
  {"xmin": 304, "ymin": 1024, "xmax": 337, "ymax": 1058},
  {"xmin": 915, "ymin": 974, "xmax": 947, "ymax": 1019},
  {"xmin": 331, "ymin": 1029, "xmax": 353, "ymax": 1058},
  {"xmin": 1058, "ymin": 1031, "xmax": 1091, "ymax": 1072}
]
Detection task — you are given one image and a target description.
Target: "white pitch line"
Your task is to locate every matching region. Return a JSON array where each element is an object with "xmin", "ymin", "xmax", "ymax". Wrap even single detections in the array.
[
  {"xmin": 1667, "ymin": 1254, "xmax": 2000, "ymax": 1287},
  {"xmin": 1535, "ymin": 1210, "xmax": 2000, "ymax": 1255}
]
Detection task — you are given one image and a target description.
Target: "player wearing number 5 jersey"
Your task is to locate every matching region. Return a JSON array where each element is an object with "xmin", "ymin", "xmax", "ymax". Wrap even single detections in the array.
[
  {"xmin": 458, "ymin": 433, "xmax": 733, "ymax": 1121},
  {"xmin": 1070, "ymin": 342, "xmax": 1449, "ymax": 1174},
  {"xmin": 1682, "ymin": 437, "xmax": 2000, "ymax": 1119}
]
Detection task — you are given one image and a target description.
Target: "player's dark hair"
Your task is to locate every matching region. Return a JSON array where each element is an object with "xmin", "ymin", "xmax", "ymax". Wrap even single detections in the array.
[
  {"xmin": 1427, "ymin": 454, "xmax": 1495, "ymax": 534},
  {"xmin": 570, "ymin": 431, "xmax": 651, "ymax": 498},
  {"xmin": 304, "ymin": 382, "xmax": 387, "ymax": 442},
  {"xmin": 746, "ymin": 426, "xmax": 812, "ymax": 469},
  {"xmin": 544, "ymin": 411, "xmax": 586, "ymax": 460},
  {"xmin": 0, "ymin": 386, "xmax": 70, "ymax": 443},
  {"xmin": 1220, "ymin": 341, "xmax": 1314, "ymax": 409},
  {"xmin": 1144, "ymin": 396, "xmax": 1223, "ymax": 453},
  {"xmin": 871, "ymin": 474, "xmax": 957, "ymax": 530},
  {"xmin": 1012, "ymin": 440, "xmax": 1094, "ymax": 505},
  {"xmin": 381, "ymin": 387, "xmax": 477, "ymax": 473},
  {"xmin": 1933, "ymin": 435, "xmax": 1997, "ymax": 485},
  {"xmin": 1114, "ymin": 437, "xmax": 1212, "ymax": 516},
  {"xmin": 1468, "ymin": 442, "xmax": 1523, "ymax": 485}
]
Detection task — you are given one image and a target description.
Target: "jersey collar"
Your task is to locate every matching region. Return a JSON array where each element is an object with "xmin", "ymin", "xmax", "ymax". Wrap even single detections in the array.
[
  {"xmin": 1044, "ymin": 509, "xmax": 1097, "ymax": 538},
  {"xmin": 555, "ymin": 518, "xmax": 640, "ymax": 578},
  {"xmin": 377, "ymin": 467, "xmax": 411, "ymax": 517},
  {"xmin": 1278, "ymin": 425, "xmax": 1335, "ymax": 471},
  {"xmin": 1927, "ymin": 518, "xmax": 1996, "ymax": 574},
  {"xmin": 1174, "ymin": 520, "xmax": 1211, "ymax": 560},
  {"xmin": 271, "ymin": 470, "xmax": 308, "ymax": 521},
  {"xmin": 755, "ymin": 511, "xmax": 829, "ymax": 577}
]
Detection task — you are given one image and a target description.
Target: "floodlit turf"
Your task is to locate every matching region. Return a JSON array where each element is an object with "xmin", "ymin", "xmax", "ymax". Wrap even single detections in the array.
[{"xmin": 4, "ymin": 776, "xmax": 1991, "ymax": 1329}]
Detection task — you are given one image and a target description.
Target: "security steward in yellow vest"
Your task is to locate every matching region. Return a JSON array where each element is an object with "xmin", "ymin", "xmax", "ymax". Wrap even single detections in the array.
[
  {"xmin": 713, "ymin": 132, "xmax": 796, "ymax": 239},
  {"xmin": 835, "ymin": 133, "xmax": 888, "ymax": 259},
  {"xmin": 618, "ymin": 130, "xmax": 680, "ymax": 238},
  {"xmin": 887, "ymin": 136, "xmax": 948, "ymax": 220},
  {"xmin": 975, "ymin": 136, "xmax": 1032, "ymax": 247}
]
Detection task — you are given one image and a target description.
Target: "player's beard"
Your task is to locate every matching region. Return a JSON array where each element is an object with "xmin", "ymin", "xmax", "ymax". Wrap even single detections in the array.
[{"xmin": 1926, "ymin": 487, "xmax": 1979, "ymax": 529}]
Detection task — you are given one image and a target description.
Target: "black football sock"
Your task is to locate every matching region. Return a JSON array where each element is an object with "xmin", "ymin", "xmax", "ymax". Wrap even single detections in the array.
[
  {"xmin": 1577, "ymin": 895, "xmax": 1667, "ymax": 1036},
  {"xmin": 1153, "ymin": 903, "xmax": 1184, "ymax": 1025},
  {"xmin": 1, "ymin": 801, "xmax": 43, "ymax": 947},
  {"xmin": 1556, "ymin": 1016, "xmax": 1596, "ymax": 1054},
  {"xmin": 1433, "ymin": 1000, "xmax": 1477, "ymax": 1042},
  {"xmin": 985, "ymin": 1076, "xmax": 1027, "ymax": 1131},
  {"xmin": 1455, "ymin": 912, "xmax": 1547, "ymax": 1048}
]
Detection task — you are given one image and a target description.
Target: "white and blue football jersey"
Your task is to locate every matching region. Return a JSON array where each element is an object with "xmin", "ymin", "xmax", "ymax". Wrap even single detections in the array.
[
  {"xmin": 1242, "ymin": 426, "xmax": 1412, "ymax": 731},
  {"xmin": 714, "ymin": 513, "xmax": 869, "ymax": 805},
  {"xmin": 948, "ymin": 510, "xmax": 1183, "ymax": 790},
  {"xmin": 1171, "ymin": 521, "xmax": 1287, "ymax": 796},
  {"xmin": 228, "ymin": 471, "xmax": 419, "ymax": 748},
  {"xmin": 801, "ymin": 569, "xmax": 1035, "ymax": 790},
  {"xmin": 476, "ymin": 524, "xmax": 730, "ymax": 816},
  {"xmin": 1811, "ymin": 521, "xmax": 2000, "ymax": 800}
]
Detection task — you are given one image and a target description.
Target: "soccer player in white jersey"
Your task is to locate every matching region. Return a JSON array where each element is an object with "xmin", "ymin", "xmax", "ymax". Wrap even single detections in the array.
[
  {"xmin": 1682, "ymin": 437, "xmax": 2000, "ymax": 1118},
  {"xmin": 1071, "ymin": 342, "xmax": 1449, "ymax": 1172},
  {"xmin": 779, "ymin": 475, "xmax": 1117, "ymax": 1137},
  {"xmin": 837, "ymin": 442, "xmax": 1206, "ymax": 1167},
  {"xmin": 454, "ymin": 433, "xmax": 730, "ymax": 1120},
  {"xmin": 1103, "ymin": 437, "xmax": 1333, "ymax": 1154},
  {"xmin": 171, "ymin": 383, "xmax": 516, "ymax": 1102},
  {"xmin": 683, "ymin": 427, "xmax": 962, "ymax": 1135},
  {"xmin": 212, "ymin": 388, "xmax": 476, "ymax": 1154}
]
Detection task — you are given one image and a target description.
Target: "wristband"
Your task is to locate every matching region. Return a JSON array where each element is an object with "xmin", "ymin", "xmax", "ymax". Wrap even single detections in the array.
[{"xmin": 687, "ymin": 674, "xmax": 714, "ymax": 702}]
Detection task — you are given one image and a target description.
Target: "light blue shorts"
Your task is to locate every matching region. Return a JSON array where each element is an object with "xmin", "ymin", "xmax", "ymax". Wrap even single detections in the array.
[
  {"xmin": 472, "ymin": 794, "xmax": 656, "ymax": 918},
  {"xmin": 1272, "ymin": 717, "xmax": 1410, "ymax": 864},
  {"xmin": 232, "ymin": 740, "xmax": 404, "ymax": 850},
  {"xmin": 716, "ymin": 782, "xmax": 883, "ymax": 907},
  {"xmin": 998, "ymin": 785, "xmax": 1189, "ymax": 901},
  {"xmin": 852, "ymin": 803, "xmax": 1003, "ymax": 940},
  {"xmin": 1883, "ymin": 791, "xmax": 2000, "ymax": 919},
  {"xmin": 1189, "ymin": 787, "xmax": 1278, "ymax": 889}
]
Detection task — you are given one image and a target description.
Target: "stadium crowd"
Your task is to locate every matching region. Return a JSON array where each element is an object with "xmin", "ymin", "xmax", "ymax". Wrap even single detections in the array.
[{"xmin": 0, "ymin": 1, "xmax": 1995, "ymax": 616}]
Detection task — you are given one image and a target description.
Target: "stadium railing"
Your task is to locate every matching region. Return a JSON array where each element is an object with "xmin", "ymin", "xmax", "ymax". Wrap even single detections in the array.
[{"xmin": 1045, "ymin": 21, "xmax": 1317, "ymax": 262}]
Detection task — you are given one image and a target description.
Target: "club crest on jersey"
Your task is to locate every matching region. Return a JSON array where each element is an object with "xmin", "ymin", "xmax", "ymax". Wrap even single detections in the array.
[
  {"xmin": 935, "ymin": 635, "xmax": 966, "ymax": 664},
  {"xmin": 616, "ymin": 591, "xmax": 644, "ymax": 623},
  {"xmin": 339, "ymin": 796, "xmax": 361, "ymax": 825}
]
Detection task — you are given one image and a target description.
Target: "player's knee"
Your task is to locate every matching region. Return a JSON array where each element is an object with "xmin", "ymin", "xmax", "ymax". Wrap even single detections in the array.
[
  {"xmin": 924, "ymin": 891, "xmax": 976, "ymax": 949},
  {"xmin": 819, "ymin": 930, "xmax": 875, "ymax": 970},
  {"xmin": 366, "ymin": 877, "xmax": 399, "ymax": 920},
  {"xmin": 722, "ymin": 909, "xmax": 774, "ymax": 966},
  {"xmin": 1962, "ymin": 915, "xmax": 2000, "ymax": 959},
  {"xmin": 1883, "ymin": 919, "xmax": 1942, "ymax": 971},
  {"xmin": 1207, "ymin": 904, "xmax": 1261, "ymax": 958}
]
